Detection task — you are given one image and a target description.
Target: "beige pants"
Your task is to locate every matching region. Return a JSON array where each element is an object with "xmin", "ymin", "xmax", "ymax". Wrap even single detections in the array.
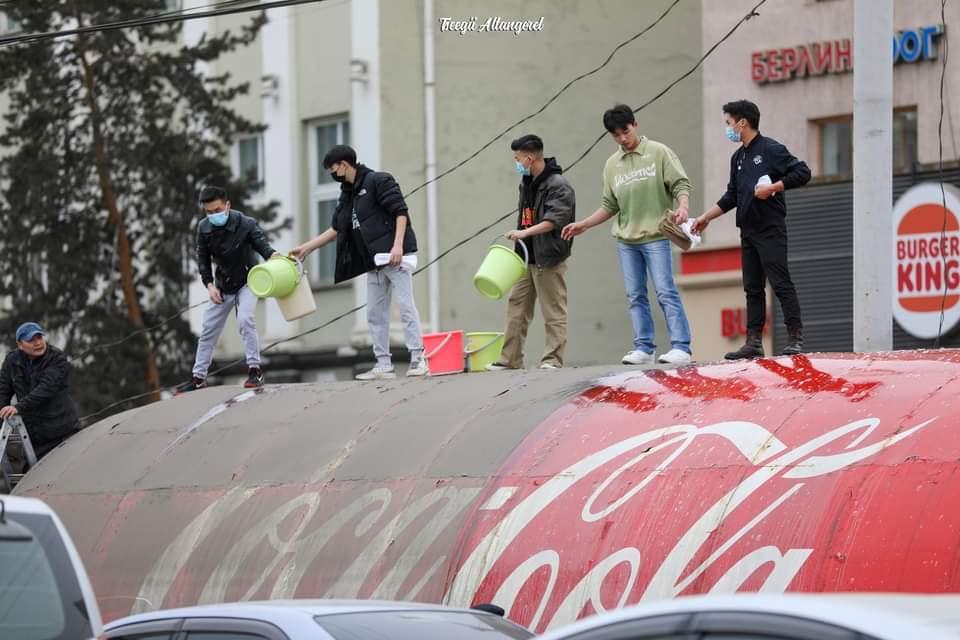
[{"xmin": 498, "ymin": 261, "xmax": 568, "ymax": 368}]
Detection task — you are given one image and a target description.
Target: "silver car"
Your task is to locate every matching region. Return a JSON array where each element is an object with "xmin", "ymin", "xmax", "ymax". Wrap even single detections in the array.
[
  {"xmin": 0, "ymin": 496, "xmax": 104, "ymax": 640},
  {"xmin": 535, "ymin": 593, "xmax": 960, "ymax": 640},
  {"xmin": 105, "ymin": 600, "xmax": 533, "ymax": 640}
]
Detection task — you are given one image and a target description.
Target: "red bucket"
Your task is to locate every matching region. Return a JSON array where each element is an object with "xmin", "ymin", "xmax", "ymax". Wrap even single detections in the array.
[{"xmin": 421, "ymin": 330, "xmax": 465, "ymax": 376}]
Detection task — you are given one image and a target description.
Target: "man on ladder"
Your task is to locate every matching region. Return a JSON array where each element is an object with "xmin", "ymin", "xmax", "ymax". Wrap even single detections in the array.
[{"xmin": 0, "ymin": 322, "xmax": 80, "ymax": 482}]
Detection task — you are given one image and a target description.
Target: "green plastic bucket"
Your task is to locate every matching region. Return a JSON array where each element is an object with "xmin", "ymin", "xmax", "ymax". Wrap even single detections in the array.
[
  {"xmin": 473, "ymin": 237, "xmax": 528, "ymax": 300},
  {"xmin": 465, "ymin": 332, "xmax": 504, "ymax": 372},
  {"xmin": 247, "ymin": 255, "xmax": 300, "ymax": 298}
]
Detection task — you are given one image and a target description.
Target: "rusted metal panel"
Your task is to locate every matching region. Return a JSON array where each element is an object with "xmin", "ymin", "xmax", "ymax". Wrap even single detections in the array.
[{"xmin": 17, "ymin": 354, "xmax": 960, "ymax": 632}]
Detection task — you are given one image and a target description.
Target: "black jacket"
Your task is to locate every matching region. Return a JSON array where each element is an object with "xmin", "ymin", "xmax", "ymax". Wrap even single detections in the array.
[
  {"xmin": 0, "ymin": 345, "xmax": 79, "ymax": 456},
  {"xmin": 515, "ymin": 157, "xmax": 575, "ymax": 267},
  {"xmin": 332, "ymin": 164, "xmax": 417, "ymax": 283},
  {"xmin": 717, "ymin": 133, "xmax": 811, "ymax": 236},
  {"xmin": 197, "ymin": 210, "xmax": 276, "ymax": 294}
]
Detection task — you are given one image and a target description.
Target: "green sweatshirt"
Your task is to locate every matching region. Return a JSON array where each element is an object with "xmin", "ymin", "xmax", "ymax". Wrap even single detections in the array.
[{"xmin": 600, "ymin": 136, "xmax": 691, "ymax": 244}]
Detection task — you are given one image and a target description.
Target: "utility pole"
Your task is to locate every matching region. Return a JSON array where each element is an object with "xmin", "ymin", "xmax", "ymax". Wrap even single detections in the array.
[{"xmin": 853, "ymin": 0, "xmax": 893, "ymax": 351}]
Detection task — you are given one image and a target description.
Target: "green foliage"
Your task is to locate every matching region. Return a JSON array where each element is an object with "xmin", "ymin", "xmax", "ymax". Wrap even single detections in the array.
[{"xmin": 0, "ymin": 1, "xmax": 281, "ymax": 420}]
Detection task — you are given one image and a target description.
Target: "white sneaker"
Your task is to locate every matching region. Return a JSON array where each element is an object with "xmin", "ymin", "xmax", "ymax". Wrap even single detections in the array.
[
  {"xmin": 621, "ymin": 350, "xmax": 654, "ymax": 365},
  {"xmin": 355, "ymin": 366, "xmax": 396, "ymax": 380},
  {"xmin": 539, "ymin": 362, "xmax": 560, "ymax": 369},
  {"xmin": 485, "ymin": 362, "xmax": 512, "ymax": 371},
  {"xmin": 658, "ymin": 348, "xmax": 692, "ymax": 365},
  {"xmin": 406, "ymin": 359, "xmax": 428, "ymax": 377}
]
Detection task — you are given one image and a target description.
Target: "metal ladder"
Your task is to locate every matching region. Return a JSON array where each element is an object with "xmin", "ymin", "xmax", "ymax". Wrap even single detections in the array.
[{"xmin": 0, "ymin": 416, "xmax": 37, "ymax": 493}]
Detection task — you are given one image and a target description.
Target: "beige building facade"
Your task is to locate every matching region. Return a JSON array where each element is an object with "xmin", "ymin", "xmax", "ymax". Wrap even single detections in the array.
[
  {"xmin": 196, "ymin": 0, "xmax": 706, "ymax": 381},
  {"xmin": 4, "ymin": 1, "xmax": 955, "ymax": 378}
]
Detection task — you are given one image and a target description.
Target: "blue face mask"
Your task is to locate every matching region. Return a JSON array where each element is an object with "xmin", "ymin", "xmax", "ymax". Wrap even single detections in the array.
[
  {"xmin": 725, "ymin": 125, "xmax": 741, "ymax": 143},
  {"xmin": 207, "ymin": 210, "xmax": 229, "ymax": 226},
  {"xmin": 514, "ymin": 160, "xmax": 530, "ymax": 176}
]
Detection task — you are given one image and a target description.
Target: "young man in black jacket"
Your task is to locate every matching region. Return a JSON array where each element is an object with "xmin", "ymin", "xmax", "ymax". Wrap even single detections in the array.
[
  {"xmin": 185, "ymin": 185, "xmax": 278, "ymax": 390},
  {"xmin": 487, "ymin": 134, "xmax": 575, "ymax": 370},
  {"xmin": 0, "ymin": 322, "xmax": 80, "ymax": 458},
  {"xmin": 290, "ymin": 145, "xmax": 426, "ymax": 380},
  {"xmin": 691, "ymin": 100, "xmax": 811, "ymax": 358}
]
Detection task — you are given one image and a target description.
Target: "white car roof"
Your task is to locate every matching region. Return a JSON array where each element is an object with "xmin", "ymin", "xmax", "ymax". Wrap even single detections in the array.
[
  {"xmin": 106, "ymin": 599, "xmax": 495, "ymax": 630},
  {"xmin": 1, "ymin": 494, "xmax": 57, "ymax": 515},
  {"xmin": 536, "ymin": 593, "xmax": 960, "ymax": 640}
]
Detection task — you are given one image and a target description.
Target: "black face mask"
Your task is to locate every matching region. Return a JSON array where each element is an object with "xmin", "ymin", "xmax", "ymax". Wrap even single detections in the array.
[{"xmin": 330, "ymin": 170, "xmax": 346, "ymax": 183}]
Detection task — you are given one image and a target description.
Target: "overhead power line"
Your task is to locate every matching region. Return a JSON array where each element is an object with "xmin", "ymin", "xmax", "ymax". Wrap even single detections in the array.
[
  {"xmin": 0, "ymin": 0, "xmax": 326, "ymax": 48},
  {"xmin": 78, "ymin": 1, "xmax": 770, "ymax": 423}
]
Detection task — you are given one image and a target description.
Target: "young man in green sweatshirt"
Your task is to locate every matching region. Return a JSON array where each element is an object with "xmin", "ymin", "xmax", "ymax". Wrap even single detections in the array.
[{"xmin": 562, "ymin": 104, "xmax": 693, "ymax": 365}]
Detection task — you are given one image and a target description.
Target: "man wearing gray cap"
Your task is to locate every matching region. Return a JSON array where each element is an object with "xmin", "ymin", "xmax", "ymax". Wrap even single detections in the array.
[{"xmin": 0, "ymin": 322, "xmax": 80, "ymax": 458}]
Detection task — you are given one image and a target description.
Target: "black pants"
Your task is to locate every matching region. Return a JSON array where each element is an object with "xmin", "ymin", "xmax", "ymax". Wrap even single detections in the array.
[{"xmin": 741, "ymin": 227, "xmax": 802, "ymax": 332}]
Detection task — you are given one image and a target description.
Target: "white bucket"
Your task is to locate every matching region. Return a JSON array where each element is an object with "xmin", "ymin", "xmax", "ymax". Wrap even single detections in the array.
[{"xmin": 274, "ymin": 259, "xmax": 317, "ymax": 321}]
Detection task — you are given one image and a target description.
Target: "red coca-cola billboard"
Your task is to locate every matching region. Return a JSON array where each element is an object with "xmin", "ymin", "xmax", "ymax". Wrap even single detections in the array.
[{"xmin": 19, "ymin": 352, "xmax": 960, "ymax": 632}]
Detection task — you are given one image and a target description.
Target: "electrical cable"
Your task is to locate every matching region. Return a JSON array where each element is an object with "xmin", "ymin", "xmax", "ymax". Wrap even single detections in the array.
[
  {"xmin": 403, "ymin": 0, "xmax": 682, "ymax": 200},
  {"xmin": 66, "ymin": 300, "xmax": 208, "ymax": 364},
  {"xmin": 0, "ymin": 0, "xmax": 324, "ymax": 48},
  {"xmin": 57, "ymin": 0, "xmax": 681, "ymax": 376},
  {"xmin": 934, "ymin": 0, "xmax": 950, "ymax": 348},
  {"xmin": 0, "ymin": 1, "xmax": 306, "ymax": 366},
  {"xmin": 77, "ymin": 2, "xmax": 770, "ymax": 424}
]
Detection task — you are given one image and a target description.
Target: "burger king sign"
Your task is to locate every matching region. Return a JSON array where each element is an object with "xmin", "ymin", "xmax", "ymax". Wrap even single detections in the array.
[{"xmin": 893, "ymin": 182, "xmax": 960, "ymax": 338}]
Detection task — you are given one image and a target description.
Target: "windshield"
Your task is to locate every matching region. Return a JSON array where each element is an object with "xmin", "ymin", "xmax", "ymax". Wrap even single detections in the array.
[
  {"xmin": 314, "ymin": 609, "xmax": 534, "ymax": 640},
  {"xmin": 0, "ymin": 511, "xmax": 93, "ymax": 640}
]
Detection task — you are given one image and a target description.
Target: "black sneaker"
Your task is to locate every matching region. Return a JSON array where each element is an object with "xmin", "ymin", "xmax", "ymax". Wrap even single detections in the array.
[
  {"xmin": 244, "ymin": 367, "xmax": 264, "ymax": 388},
  {"xmin": 176, "ymin": 376, "xmax": 207, "ymax": 394}
]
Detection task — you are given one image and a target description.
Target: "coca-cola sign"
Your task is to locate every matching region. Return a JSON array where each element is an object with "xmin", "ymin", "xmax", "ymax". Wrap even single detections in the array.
[{"xmin": 33, "ymin": 354, "xmax": 960, "ymax": 629}]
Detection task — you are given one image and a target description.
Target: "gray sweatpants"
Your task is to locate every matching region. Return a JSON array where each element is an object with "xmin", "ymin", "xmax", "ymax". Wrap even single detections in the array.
[
  {"xmin": 367, "ymin": 264, "xmax": 424, "ymax": 367},
  {"xmin": 192, "ymin": 285, "xmax": 260, "ymax": 379}
]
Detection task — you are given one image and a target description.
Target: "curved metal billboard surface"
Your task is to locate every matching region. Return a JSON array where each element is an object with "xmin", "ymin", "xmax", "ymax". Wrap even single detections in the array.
[{"xmin": 17, "ymin": 353, "xmax": 960, "ymax": 631}]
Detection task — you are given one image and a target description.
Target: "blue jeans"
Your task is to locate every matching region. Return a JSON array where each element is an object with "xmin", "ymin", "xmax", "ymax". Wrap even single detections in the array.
[{"xmin": 617, "ymin": 239, "xmax": 692, "ymax": 354}]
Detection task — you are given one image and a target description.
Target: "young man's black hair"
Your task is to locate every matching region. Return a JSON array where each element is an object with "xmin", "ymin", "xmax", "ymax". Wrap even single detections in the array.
[
  {"xmin": 199, "ymin": 185, "xmax": 228, "ymax": 204},
  {"xmin": 322, "ymin": 144, "xmax": 358, "ymax": 169},
  {"xmin": 602, "ymin": 104, "xmax": 637, "ymax": 133},
  {"xmin": 510, "ymin": 134, "xmax": 544, "ymax": 154},
  {"xmin": 722, "ymin": 99, "xmax": 761, "ymax": 130}
]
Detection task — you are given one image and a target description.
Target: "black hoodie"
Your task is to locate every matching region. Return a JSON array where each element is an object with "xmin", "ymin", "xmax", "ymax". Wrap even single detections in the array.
[{"xmin": 515, "ymin": 157, "xmax": 576, "ymax": 267}]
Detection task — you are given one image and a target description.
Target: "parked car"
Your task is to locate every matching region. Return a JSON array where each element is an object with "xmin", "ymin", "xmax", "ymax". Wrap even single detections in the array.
[
  {"xmin": 535, "ymin": 593, "xmax": 960, "ymax": 640},
  {"xmin": 105, "ymin": 600, "xmax": 533, "ymax": 640},
  {"xmin": 0, "ymin": 495, "xmax": 104, "ymax": 640}
]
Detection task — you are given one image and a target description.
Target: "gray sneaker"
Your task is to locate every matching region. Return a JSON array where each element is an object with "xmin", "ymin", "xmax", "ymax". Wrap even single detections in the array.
[
  {"xmin": 355, "ymin": 366, "xmax": 396, "ymax": 381},
  {"xmin": 657, "ymin": 349, "xmax": 692, "ymax": 365},
  {"xmin": 406, "ymin": 359, "xmax": 429, "ymax": 377},
  {"xmin": 621, "ymin": 350, "xmax": 654, "ymax": 365}
]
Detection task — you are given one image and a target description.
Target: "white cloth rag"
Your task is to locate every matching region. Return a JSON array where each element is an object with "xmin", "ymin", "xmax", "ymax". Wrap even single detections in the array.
[
  {"xmin": 374, "ymin": 253, "xmax": 419, "ymax": 270},
  {"xmin": 680, "ymin": 221, "xmax": 702, "ymax": 249}
]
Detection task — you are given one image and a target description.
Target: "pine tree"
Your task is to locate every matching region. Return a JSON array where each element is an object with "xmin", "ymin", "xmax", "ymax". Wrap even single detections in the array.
[{"xmin": 0, "ymin": 1, "xmax": 280, "ymax": 420}]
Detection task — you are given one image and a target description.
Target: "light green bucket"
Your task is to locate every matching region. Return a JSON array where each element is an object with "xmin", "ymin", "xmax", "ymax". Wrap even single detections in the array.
[
  {"xmin": 247, "ymin": 255, "xmax": 300, "ymax": 298},
  {"xmin": 465, "ymin": 332, "xmax": 505, "ymax": 372},
  {"xmin": 474, "ymin": 237, "xmax": 528, "ymax": 300}
]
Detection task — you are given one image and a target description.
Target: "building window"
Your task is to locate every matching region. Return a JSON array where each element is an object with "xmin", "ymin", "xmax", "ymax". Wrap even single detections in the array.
[
  {"xmin": 814, "ymin": 108, "xmax": 918, "ymax": 177},
  {"xmin": 818, "ymin": 117, "xmax": 852, "ymax": 177},
  {"xmin": 0, "ymin": 13, "xmax": 21, "ymax": 34},
  {"xmin": 233, "ymin": 134, "xmax": 263, "ymax": 187},
  {"xmin": 307, "ymin": 117, "xmax": 350, "ymax": 287},
  {"xmin": 892, "ymin": 108, "xmax": 918, "ymax": 172}
]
